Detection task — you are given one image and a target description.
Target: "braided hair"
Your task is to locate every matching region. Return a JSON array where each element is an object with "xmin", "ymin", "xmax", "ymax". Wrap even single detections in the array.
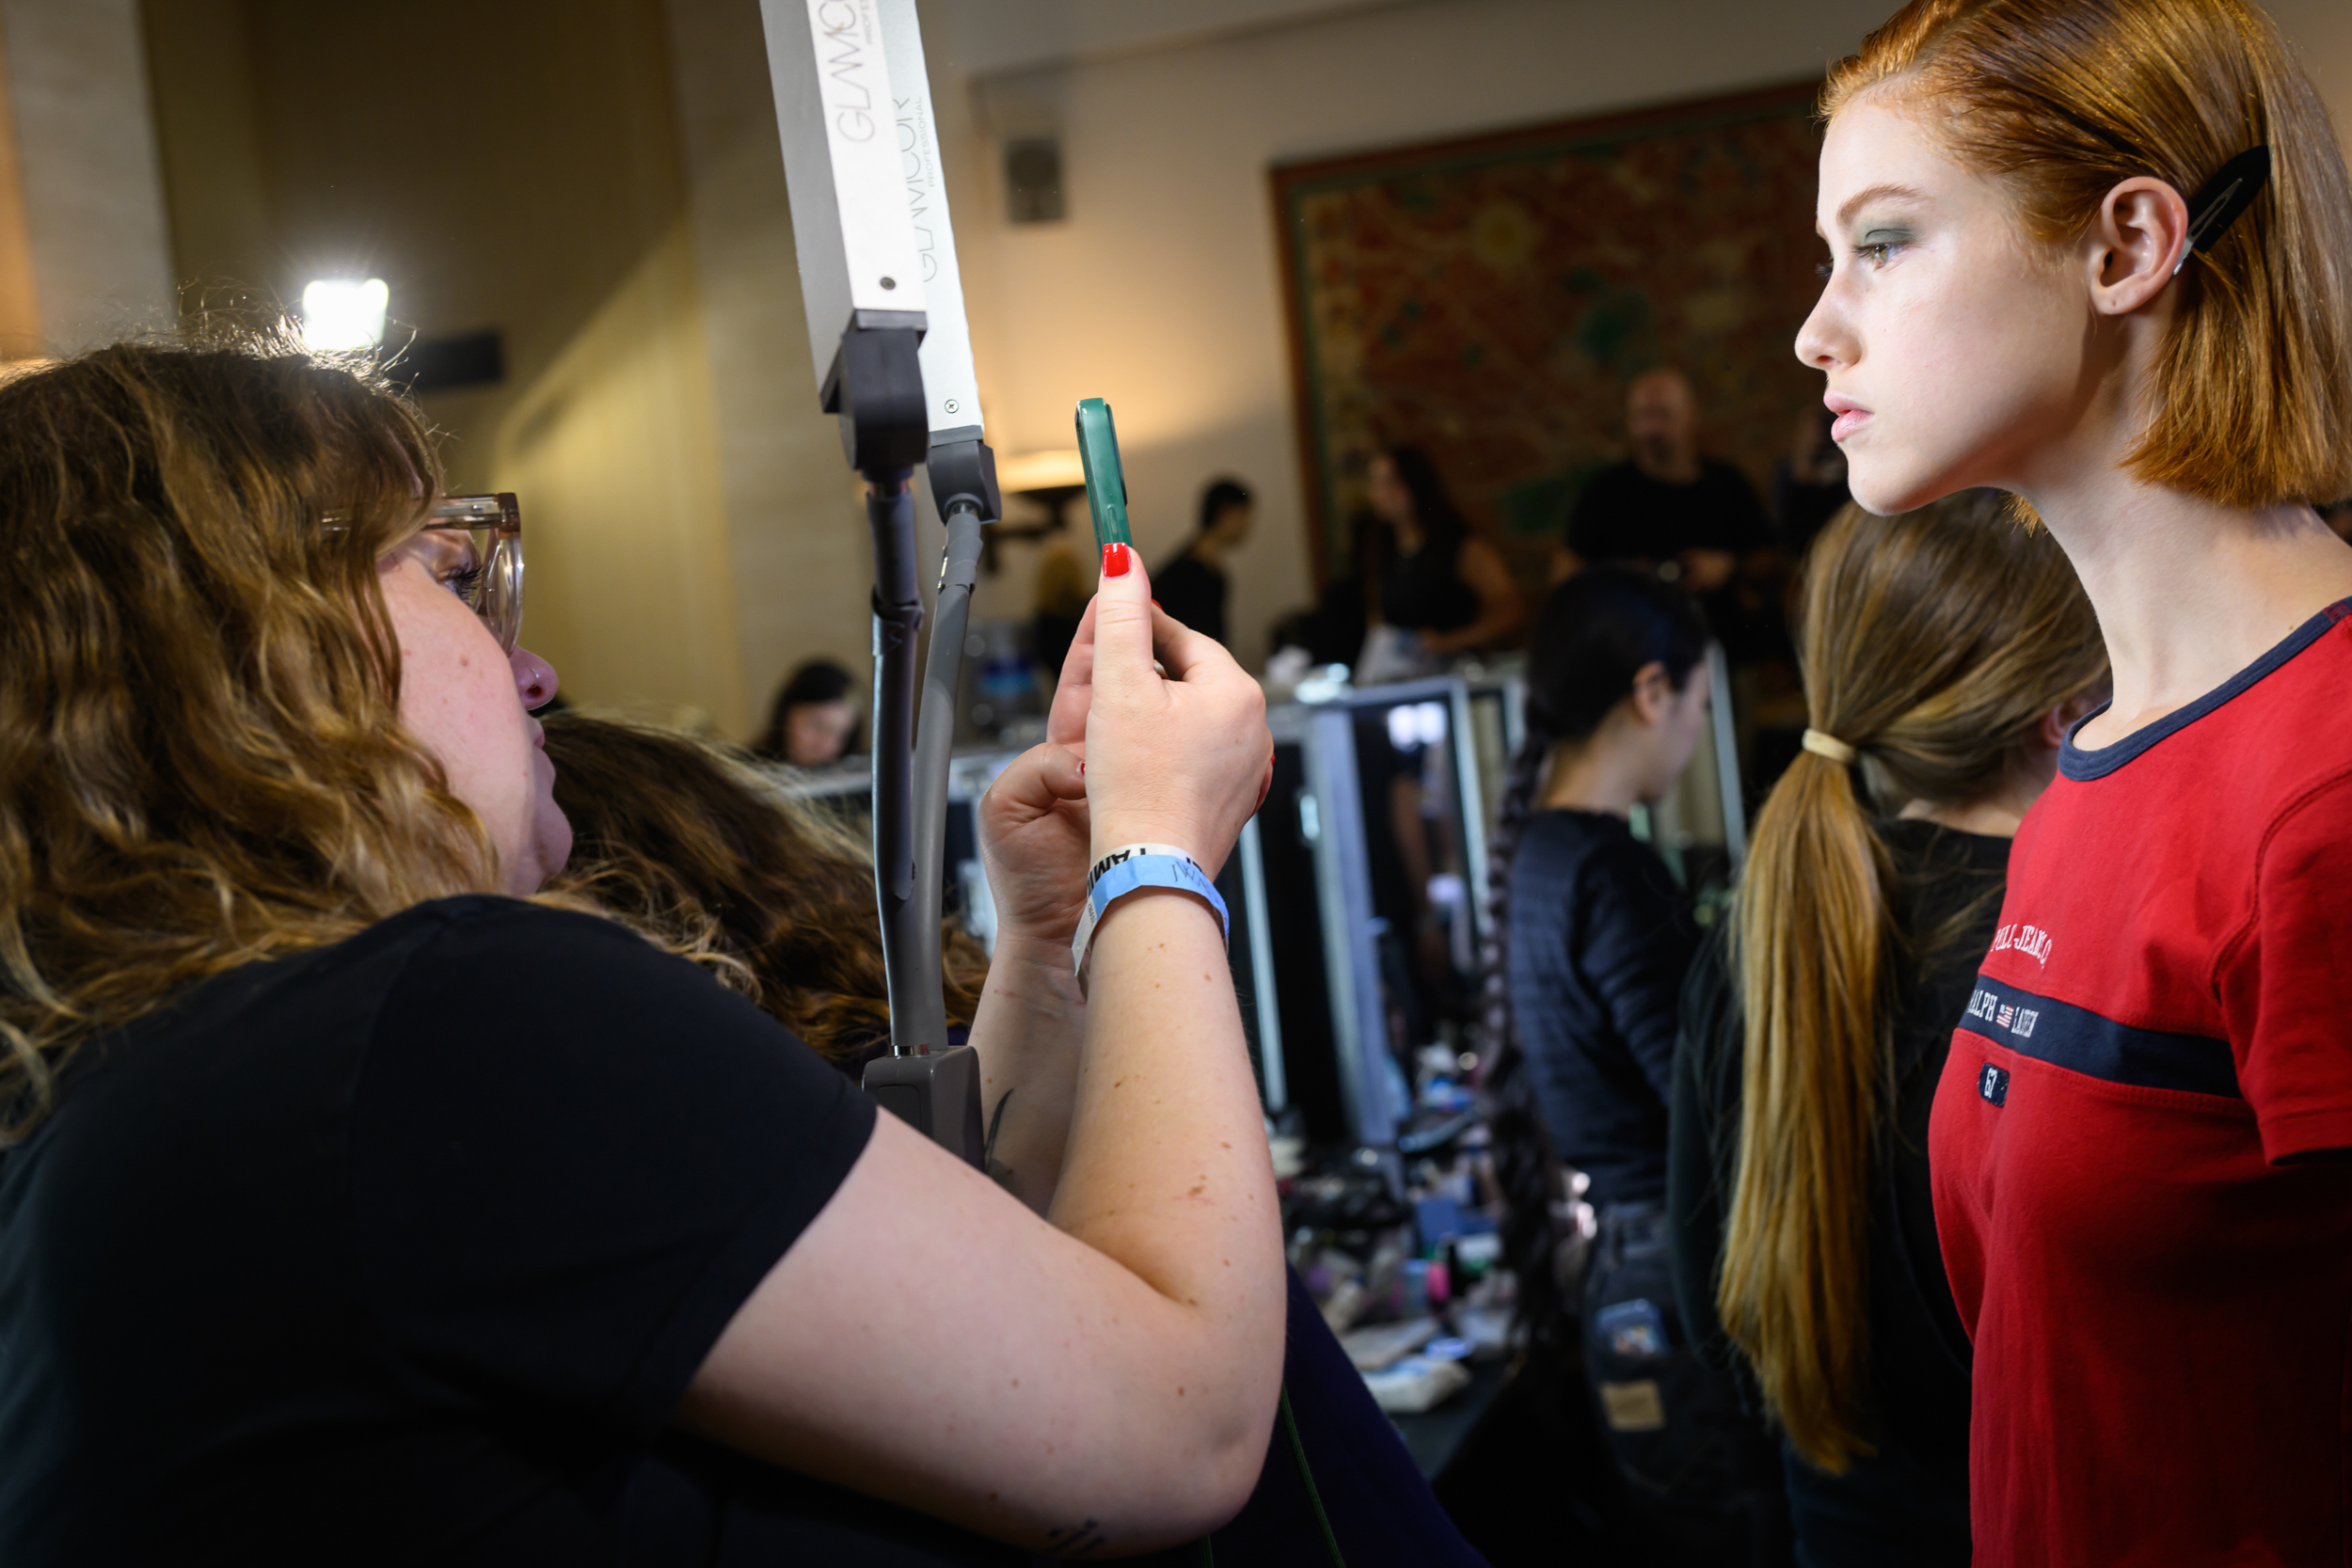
[{"xmin": 1478, "ymin": 566, "xmax": 1708, "ymax": 1346}]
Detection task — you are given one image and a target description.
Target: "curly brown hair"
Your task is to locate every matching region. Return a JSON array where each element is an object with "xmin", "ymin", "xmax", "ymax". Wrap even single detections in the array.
[
  {"xmin": 541, "ymin": 712, "xmax": 987, "ymax": 1068},
  {"xmin": 0, "ymin": 331, "xmax": 504, "ymax": 1142}
]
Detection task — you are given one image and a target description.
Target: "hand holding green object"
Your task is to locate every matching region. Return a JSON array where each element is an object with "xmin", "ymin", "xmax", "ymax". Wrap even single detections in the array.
[{"xmin": 1075, "ymin": 398, "xmax": 1132, "ymax": 548}]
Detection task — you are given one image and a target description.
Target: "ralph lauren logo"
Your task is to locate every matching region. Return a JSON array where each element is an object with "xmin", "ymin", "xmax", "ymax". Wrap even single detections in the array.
[{"xmin": 1979, "ymin": 1062, "xmax": 2010, "ymax": 1107}]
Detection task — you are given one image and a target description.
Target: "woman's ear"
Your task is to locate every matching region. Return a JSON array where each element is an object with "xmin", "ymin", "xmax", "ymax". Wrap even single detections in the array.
[
  {"xmin": 2088, "ymin": 176, "xmax": 2191, "ymax": 317},
  {"xmin": 1627, "ymin": 660, "xmax": 1673, "ymax": 726}
]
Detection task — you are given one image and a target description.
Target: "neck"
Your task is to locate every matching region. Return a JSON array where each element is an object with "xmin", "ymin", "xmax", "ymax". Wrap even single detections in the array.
[
  {"xmin": 1899, "ymin": 796, "xmax": 2026, "ymax": 838},
  {"xmin": 1190, "ymin": 533, "xmax": 1231, "ymax": 567},
  {"xmin": 1537, "ymin": 735, "xmax": 1645, "ymax": 819},
  {"xmin": 1637, "ymin": 449, "xmax": 1700, "ymax": 485},
  {"xmin": 1896, "ymin": 743, "xmax": 2058, "ymax": 841},
  {"xmin": 2020, "ymin": 468, "xmax": 2352, "ymax": 743},
  {"xmin": 2001, "ymin": 311, "xmax": 2352, "ymax": 743}
]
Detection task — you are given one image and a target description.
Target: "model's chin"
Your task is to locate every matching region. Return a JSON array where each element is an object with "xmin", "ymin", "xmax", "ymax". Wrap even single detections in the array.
[{"xmin": 1842, "ymin": 449, "xmax": 1963, "ymax": 519}]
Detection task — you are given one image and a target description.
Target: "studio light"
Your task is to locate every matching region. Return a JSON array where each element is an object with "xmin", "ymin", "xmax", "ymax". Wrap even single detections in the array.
[{"xmin": 300, "ymin": 278, "xmax": 389, "ymax": 352}]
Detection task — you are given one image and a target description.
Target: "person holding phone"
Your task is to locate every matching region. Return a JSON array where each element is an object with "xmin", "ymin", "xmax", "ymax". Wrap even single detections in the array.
[
  {"xmin": 1800, "ymin": 3, "xmax": 2352, "ymax": 1561},
  {"xmin": 0, "ymin": 339, "xmax": 1283, "ymax": 1563}
]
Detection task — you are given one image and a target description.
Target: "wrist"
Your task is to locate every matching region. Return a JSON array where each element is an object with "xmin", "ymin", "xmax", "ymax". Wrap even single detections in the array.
[{"xmin": 991, "ymin": 930, "xmax": 1084, "ymax": 973}]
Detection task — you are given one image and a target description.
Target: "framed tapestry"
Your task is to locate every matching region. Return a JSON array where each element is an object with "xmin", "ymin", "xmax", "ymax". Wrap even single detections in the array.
[{"xmin": 1272, "ymin": 81, "xmax": 1829, "ymax": 585}]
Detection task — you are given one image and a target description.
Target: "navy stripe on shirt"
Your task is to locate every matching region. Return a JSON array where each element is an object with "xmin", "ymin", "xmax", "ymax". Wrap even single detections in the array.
[
  {"xmin": 1957, "ymin": 974, "xmax": 2240, "ymax": 1099},
  {"xmin": 2059, "ymin": 597, "xmax": 2352, "ymax": 781}
]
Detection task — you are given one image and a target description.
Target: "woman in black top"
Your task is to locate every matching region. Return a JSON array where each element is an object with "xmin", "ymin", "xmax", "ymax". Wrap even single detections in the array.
[
  {"xmin": 0, "ymin": 341, "xmax": 1285, "ymax": 1562},
  {"xmin": 1357, "ymin": 446, "xmax": 1524, "ymax": 665},
  {"xmin": 542, "ymin": 713, "xmax": 1492, "ymax": 1568},
  {"xmin": 1667, "ymin": 494, "xmax": 2107, "ymax": 1566},
  {"xmin": 1481, "ymin": 569, "xmax": 1783, "ymax": 1560},
  {"xmin": 1153, "ymin": 477, "xmax": 1252, "ymax": 648}
]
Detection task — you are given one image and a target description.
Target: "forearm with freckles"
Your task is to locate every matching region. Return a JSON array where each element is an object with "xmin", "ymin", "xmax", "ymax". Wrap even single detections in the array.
[
  {"xmin": 1047, "ymin": 889, "xmax": 1285, "ymax": 1415},
  {"xmin": 964, "ymin": 934, "xmax": 1088, "ymax": 1213}
]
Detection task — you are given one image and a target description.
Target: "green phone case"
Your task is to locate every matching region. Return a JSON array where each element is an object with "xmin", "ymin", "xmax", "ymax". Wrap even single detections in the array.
[{"xmin": 1074, "ymin": 397, "xmax": 1131, "ymax": 548}]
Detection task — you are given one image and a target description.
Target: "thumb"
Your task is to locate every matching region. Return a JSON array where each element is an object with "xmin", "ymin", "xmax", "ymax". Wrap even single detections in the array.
[{"xmin": 1089, "ymin": 542, "xmax": 1155, "ymax": 698}]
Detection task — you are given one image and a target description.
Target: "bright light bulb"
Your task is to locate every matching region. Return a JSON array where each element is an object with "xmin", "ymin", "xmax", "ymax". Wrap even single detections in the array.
[{"xmin": 300, "ymin": 278, "xmax": 389, "ymax": 352}]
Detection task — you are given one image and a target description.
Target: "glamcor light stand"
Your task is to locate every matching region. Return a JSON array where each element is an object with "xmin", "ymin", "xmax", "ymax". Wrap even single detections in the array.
[{"xmin": 761, "ymin": 0, "xmax": 1000, "ymax": 1164}]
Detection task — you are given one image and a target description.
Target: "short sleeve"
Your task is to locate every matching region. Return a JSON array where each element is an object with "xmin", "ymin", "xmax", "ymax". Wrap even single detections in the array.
[
  {"xmin": 348, "ymin": 899, "xmax": 877, "ymax": 1439},
  {"xmin": 2217, "ymin": 781, "xmax": 2352, "ymax": 1163}
]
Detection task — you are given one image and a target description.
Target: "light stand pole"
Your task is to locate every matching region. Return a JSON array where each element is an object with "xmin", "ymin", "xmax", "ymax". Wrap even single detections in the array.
[{"xmin": 762, "ymin": 0, "xmax": 999, "ymax": 1163}]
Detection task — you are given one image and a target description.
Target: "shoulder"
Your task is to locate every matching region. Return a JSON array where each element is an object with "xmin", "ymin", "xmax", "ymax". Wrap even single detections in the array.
[
  {"xmin": 1568, "ymin": 464, "xmax": 1642, "ymax": 515},
  {"xmin": 1699, "ymin": 459, "xmax": 1760, "ymax": 493},
  {"xmin": 357, "ymin": 894, "xmax": 859, "ymax": 1138},
  {"xmin": 368, "ymin": 895, "xmax": 718, "ymax": 1012},
  {"xmin": 1579, "ymin": 823, "xmax": 1682, "ymax": 908}
]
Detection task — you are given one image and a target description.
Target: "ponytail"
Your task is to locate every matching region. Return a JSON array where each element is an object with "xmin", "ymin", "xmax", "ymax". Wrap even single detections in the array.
[
  {"xmin": 1721, "ymin": 743, "xmax": 1889, "ymax": 1469},
  {"xmin": 1479, "ymin": 720, "xmax": 1567, "ymax": 1346},
  {"xmin": 1715, "ymin": 494, "xmax": 2106, "ymax": 1471}
]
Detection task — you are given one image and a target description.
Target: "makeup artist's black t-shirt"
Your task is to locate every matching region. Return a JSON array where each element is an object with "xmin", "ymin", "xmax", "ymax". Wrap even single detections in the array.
[{"xmin": 0, "ymin": 896, "xmax": 1019, "ymax": 1567}]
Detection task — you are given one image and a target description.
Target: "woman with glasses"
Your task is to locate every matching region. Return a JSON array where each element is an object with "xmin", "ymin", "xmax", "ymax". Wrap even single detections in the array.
[{"xmin": 0, "ymin": 336, "xmax": 1283, "ymax": 1564}]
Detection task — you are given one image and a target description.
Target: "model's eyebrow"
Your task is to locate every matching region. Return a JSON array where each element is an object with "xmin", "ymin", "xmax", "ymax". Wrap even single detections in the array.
[{"xmin": 1823, "ymin": 182, "xmax": 1932, "ymax": 235}]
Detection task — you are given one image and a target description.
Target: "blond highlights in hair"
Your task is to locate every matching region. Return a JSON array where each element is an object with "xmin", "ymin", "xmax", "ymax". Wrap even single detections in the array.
[
  {"xmin": 1720, "ymin": 493, "xmax": 2107, "ymax": 1472},
  {"xmin": 0, "ymin": 332, "xmax": 502, "ymax": 1142},
  {"xmin": 1825, "ymin": 0, "xmax": 2352, "ymax": 510}
]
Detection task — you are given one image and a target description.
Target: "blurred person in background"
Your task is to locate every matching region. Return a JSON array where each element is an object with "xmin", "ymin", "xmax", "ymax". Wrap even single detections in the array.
[
  {"xmin": 1355, "ymin": 445, "xmax": 1525, "ymax": 676},
  {"xmin": 1153, "ymin": 477, "xmax": 1252, "ymax": 647},
  {"xmin": 1030, "ymin": 544, "xmax": 1091, "ymax": 687},
  {"xmin": 1769, "ymin": 405, "xmax": 1851, "ymax": 562},
  {"xmin": 1556, "ymin": 369, "xmax": 1772, "ymax": 593},
  {"xmin": 1478, "ymin": 568, "xmax": 1787, "ymax": 1564},
  {"xmin": 755, "ymin": 657, "xmax": 859, "ymax": 767},
  {"xmin": 544, "ymin": 713, "xmax": 989, "ymax": 1077},
  {"xmin": 1670, "ymin": 494, "xmax": 2107, "ymax": 1568}
]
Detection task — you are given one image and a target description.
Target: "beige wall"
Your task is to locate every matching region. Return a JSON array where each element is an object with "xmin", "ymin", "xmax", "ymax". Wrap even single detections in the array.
[
  {"xmin": 0, "ymin": 17, "xmax": 39, "ymax": 356},
  {"xmin": 0, "ymin": 0, "xmax": 173, "ymax": 355},
  {"xmin": 662, "ymin": 0, "xmax": 889, "ymax": 743},
  {"xmin": 931, "ymin": 0, "xmax": 2352, "ymax": 662},
  {"xmin": 141, "ymin": 0, "xmax": 803, "ymax": 736}
]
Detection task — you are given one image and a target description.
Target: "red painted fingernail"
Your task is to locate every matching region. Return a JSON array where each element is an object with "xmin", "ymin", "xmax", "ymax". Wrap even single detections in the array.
[
  {"xmin": 1102, "ymin": 542, "xmax": 1132, "ymax": 578},
  {"xmin": 1150, "ymin": 597, "xmax": 1161, "ymax": 609},
  {"xmin": 1079, "ymin": 760, "xmax": 1086, "ymax": 775}
]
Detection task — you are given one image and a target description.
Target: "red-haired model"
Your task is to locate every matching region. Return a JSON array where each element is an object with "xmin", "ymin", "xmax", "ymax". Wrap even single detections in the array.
[{"xmin": 1797, "ymin": 2, "xmax": 2352, "ymax": 1563}]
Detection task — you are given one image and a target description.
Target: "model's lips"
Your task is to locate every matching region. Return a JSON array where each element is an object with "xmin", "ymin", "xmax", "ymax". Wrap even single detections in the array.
[{"xmin": 1824, "ymin": 391, "xmax": 1870, "ymax": 443}]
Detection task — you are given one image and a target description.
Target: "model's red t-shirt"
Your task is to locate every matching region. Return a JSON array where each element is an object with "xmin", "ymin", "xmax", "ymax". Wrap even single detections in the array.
[{"xmin": 1931, "ymin": 598, "xmax": 2352, "ymax": 1567}]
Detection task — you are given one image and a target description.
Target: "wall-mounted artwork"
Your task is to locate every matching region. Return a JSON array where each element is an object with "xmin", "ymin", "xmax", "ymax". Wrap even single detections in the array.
[{"xmin": 1272, "ymin": 81, "xmax": 1828, "ymax": 583}]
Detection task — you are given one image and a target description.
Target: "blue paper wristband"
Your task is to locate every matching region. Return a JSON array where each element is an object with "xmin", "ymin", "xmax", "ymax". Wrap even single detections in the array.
[{"xmin": 1069, "ymin": 852, "xmax": 1229, "ymax": 977}]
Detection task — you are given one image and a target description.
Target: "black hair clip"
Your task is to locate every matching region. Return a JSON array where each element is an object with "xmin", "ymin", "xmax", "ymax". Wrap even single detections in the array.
[{"xmin": 2173, "ymin": 145, "xmax": 2271, "ymax": 275}]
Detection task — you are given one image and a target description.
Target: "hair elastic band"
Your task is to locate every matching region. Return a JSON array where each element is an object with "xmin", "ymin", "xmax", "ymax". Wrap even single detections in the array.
[
  {"xmin": 1802, "ymin": 728, "xmax": 1857, "ymax": 766},
  {"xmin": 1070, "ymin": 851, "xmax": 1230, "ymax": 981}
]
